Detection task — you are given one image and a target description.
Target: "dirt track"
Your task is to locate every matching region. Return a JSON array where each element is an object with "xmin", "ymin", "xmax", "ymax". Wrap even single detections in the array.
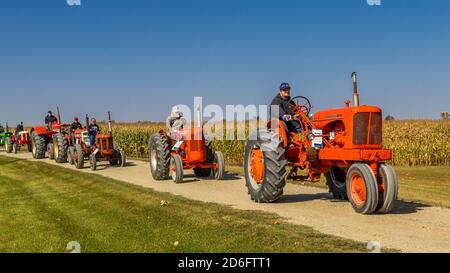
[{"xmin": 2, "ymin": 151, "xmax": 450, "ymax": 253}]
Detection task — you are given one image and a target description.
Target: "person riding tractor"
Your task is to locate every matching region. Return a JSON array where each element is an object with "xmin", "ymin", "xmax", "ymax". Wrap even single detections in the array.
[
  {"xmin": 88, "ymin": 118, "xmax": 100, "ymax": 146},
  {"xmin": 166, "ymin": 106, "xmax": 187, "ymax": 141},
  {"xmin": 271, "ymin": 82, "xmax": 303, "ymax": 133},
  {"xmin": 45, "ymin": 110, "xmax": 58, "ymax": 130}
]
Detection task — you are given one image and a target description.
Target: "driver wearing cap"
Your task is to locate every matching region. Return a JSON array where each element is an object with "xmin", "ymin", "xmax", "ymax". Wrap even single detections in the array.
[{"xmin": 270, "ymin": 83, "xmax": 302, "ymax": 133}]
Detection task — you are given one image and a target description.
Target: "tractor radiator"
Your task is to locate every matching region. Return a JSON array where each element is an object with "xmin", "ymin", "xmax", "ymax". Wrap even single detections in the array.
[{"xmin": 353, "ymin": 112, "xmax": 382, "ymax": 145}]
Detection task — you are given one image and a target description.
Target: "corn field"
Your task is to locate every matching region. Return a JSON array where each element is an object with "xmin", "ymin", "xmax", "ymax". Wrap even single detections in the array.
[{"xmin": 106, "ymin": 120, "xmax": 450, "ymax": 166}]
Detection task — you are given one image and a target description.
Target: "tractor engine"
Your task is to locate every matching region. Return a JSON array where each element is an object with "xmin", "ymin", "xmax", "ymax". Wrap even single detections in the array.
[
  {"xmin": 184, "ymin": 128, "xmax": 206, "ymax": 163},
  {"xmin": 313, "ymin": 102, "xmax": 383, "ymax": 150},
  {"xmin": 96, "ymin": 134, "xmax": 114, "ymax": 156}
]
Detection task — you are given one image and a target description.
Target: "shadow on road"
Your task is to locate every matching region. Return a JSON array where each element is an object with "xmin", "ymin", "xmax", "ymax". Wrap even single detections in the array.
[{"xmin": 276, "ymin": 192, "xmax": 430, "ymax": 215}]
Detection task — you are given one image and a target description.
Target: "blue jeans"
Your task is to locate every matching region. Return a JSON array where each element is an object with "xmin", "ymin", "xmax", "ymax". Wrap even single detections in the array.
[{"xmin": 89, "ymin": 134, "xmax": 96, "ymax": 146}]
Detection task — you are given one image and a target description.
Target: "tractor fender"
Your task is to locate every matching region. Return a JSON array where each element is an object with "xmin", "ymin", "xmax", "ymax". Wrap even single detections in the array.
[
  {"xmin": 266, "ymin": 120, "xmax": 289, "ymax": 148},
  {"xmin": 31, "ymin": 126, "xmax": 48, "ymax": 135}
]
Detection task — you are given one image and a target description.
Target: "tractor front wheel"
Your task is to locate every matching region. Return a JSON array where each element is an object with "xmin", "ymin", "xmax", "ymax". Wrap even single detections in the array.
[
  {"xmin": 193, "ymin": 139, "xmax": 214, "ymax": 178},
  {"xmin": 73, "ymin": 144, "xmax": 84, "ymax": 169},
  {"xmin": 213, "ymin": 151, "xmax": 225, "ymax": 180},
  {"xmin": 5, "ymin": 137, "xmax": 13, "ymax": 153},
  {"xmin": 244, "ymin": 130, "xmax": 286, "ymax": 203},
  {"xmin": 31, "ymin": 133, "xmax": 46, "ymax": 159},
  {"xmin": 325, "ymin": 167, "xmax": 348, "ymax": 200},
  {"xmin": 149, "ymin": 133, "xmax": 171, "ymax": 180},
  {"xmin": 376, "ymin": 164, "xmax": 398, "ymax": 214},
  {"xmin": 90, "ymin": 154, "xmax": 97, "ymax": 171},
  {"xmin": 346, "ymin": 163, "xmax": 379, "ymax": 214},
  {"xmin": 170, "ymin": 154, "xmax": 184, "ymax": 183},
  {"xmin": 68, "ymin": 146, "xmax": 75, "ymax": 165},
  {"xmin": 54, "ymin": 133, "xmax": 68, "ymax": 163}
]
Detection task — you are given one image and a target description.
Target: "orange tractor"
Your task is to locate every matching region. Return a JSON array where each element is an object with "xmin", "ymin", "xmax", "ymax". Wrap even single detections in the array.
[
  {"xmin": 71, "ymin": 112, "xmax": 126, "ymax": 171},
  {"xmin": 245, "ymin": 73, "xmax": 398, "ymax": 214},
  {"xmin": 148, "ymin": 112, "xmax": 225, "ymax": 183}
]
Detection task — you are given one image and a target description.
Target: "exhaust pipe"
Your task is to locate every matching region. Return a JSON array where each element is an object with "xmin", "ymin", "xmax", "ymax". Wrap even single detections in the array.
[
  {"xmin": 85, "ymin": 114, "xmax": 89, "ymax": 129},
  {"xmin": 351, "ymin": 72, "xmax": 360, "ymax": 107},
  {"xmin": 108, "ymin": 111, "xmax": 113, "ymax": 134},
  {"xmin": 6, "ymin": 122, "xmax": 9, "ymax": 132},
  {"xmin": 57, "ymin": 106, "xmax": 62, "ymax": 125}
]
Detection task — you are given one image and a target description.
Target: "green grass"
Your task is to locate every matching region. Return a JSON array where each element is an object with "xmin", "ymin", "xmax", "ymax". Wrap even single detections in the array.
[
  {"xmin": 226, "ymin": 165, "xmax": 450, "ymax": 209},
  {"xmin": 0, "ymin": 155, "xmax": 368, "ymax": 253}
]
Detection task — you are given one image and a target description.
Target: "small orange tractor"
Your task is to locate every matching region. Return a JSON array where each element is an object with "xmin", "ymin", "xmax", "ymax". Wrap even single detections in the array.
[
  {"xmin": 6, "ymin": 122, "xmax": 32, "ymax": 154},
  {"xmin": 148, "ymin": 112, "xmax": 225, "ymax": 183},
  {"xmin": 244, "ymin": 73, "xmax": 398, "ymax": 214},
  {"xmin": 30, "ymin": 107, "xmax": 70, "ymax": 163},
  {"xmin": 71, "ymin": 112, "xmax": 126, "ymax": 171}
]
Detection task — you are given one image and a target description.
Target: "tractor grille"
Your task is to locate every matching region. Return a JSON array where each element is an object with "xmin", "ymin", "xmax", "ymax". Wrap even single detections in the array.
[{"xmin": 353, "ymin": 112, "xmax": 382, "ymax": 145}]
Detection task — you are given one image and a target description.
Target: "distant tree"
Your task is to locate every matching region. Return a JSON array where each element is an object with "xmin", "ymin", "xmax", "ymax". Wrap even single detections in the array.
[
  {"xmin": 441, "ymin": 112, "xmax": 449, "ymax": 120},
  {"xmin": 385, "ymin": 115, "xmax": 395, "ymax": 121}
]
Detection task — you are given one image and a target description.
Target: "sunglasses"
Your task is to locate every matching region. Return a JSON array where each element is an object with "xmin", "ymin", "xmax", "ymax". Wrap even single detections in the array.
[{"xmin": 281, "ymin": 89, "xmax": 291, "ymax": 92}]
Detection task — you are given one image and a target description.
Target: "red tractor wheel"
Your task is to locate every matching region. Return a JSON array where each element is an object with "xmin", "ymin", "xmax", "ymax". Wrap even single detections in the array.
[
  {"xmin": 47, "ymin": 143, "xmax": 55, "ymax": 160},
  {"xmin": 170, "ymin": 154, "xmax": 184, "ymax": 183},
  {"xmin": 376, "ymin": 164, "xmax": 398, "ymax": 214},
  {"xmin": 213, "ymin": 151, "xmax": 225, "ymax": 180},
  {"xmin": 68, "ymin": 146, "xmax": 75, "ymax": 165},
  {"xmin": 73, "ymin": 144, "xmax": 84, "ymax": 169},
  {"xmin": 244, "ymin": 130, "xmax": 286, "ymax": 203},
  {"xmin": 346, "ymin": 163, "xmax": 379, "ymax": 214},
  {"xmin": 53, "ymin": 133, "xmax": 68, "ymax": 163},
  {"xmin": 31, "ymin": 133, "xmax": 46, "ymax": 159}
]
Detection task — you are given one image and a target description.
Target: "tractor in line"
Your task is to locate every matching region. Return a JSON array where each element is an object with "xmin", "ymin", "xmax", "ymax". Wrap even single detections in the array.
[
  {"xmin": 244, "ymin": 72, "xmax": 398, "ymax": 214},
  {"xmin": 149, "ymin": 107, "xmax": 225, "ymax": 183}
]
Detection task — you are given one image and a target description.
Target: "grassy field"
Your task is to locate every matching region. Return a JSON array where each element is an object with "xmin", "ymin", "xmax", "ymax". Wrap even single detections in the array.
[
  {"xmin": 227, "ymin": 165, "xmax": 450, "ymax": 209},
  {"xmin": 0, "ymin": 155, "xmax": 369, "ymax": 253}
]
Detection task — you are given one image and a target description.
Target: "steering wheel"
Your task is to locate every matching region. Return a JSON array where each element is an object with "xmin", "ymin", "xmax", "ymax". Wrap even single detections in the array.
[{"xmin": 288, "ymin": 96, "xmax": 312, "ymax": 116}]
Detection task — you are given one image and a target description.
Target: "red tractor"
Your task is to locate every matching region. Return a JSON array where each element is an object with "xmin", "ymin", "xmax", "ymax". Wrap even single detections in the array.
[
  {"xmin": 71, "ymin": 112, "xmax": 126, "ymax": 171},
  {"xmin": 244, "ymin": 73, "xmax": 398, "ymax": 214},
  {"xmin": 149, "ymin": 117, "xmax": 225, "ymax": 183},
  {"xmin": 30, "ymin": 107, "xmax": 70, "ymax": 163},
  {"xmin": 6, "ymin": 122, "xmax": 32, "ymax": 154}
]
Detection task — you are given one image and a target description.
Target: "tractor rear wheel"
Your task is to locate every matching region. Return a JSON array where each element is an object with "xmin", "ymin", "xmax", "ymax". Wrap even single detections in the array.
[
  {"xmin": 73, "ymin": 144, "xmax": 84, "ymax": 169},
  {"xmin": 54, "ymin": 133, "xmax": 68, "ymax": 163},
  {"xmin": 5, "ymin": 137, "xmax": 13, "ymax": 153},
  {"xmin": 346, "ymin": 163, "xmax": 379, "ymax": 214},
  {"xmin": 31, "ymin": 133, "xmax": 46, "ymax": 159},
  {"xmin": 170, "ymin": 154, "xmax": 184, "ymax": 183},
  {"xmin": 194, "ymin": 139, "xmax": 214, "ymax": 177},
  {"xmin": 376, "ymin": 164, "xmax": 398, "ymax": 214},
  {"xmin": 149, "ymin": 133, "xmax": 171, "ymax": 180},
  {"xmin": 244, "ymin": 130, "xmax": 287, "ymax": 203},
  {"xmin": 90, "ymin": 154, "xmax": 97, "ymax": 171},
  {"xmin": 47, "ymin": 143, "xmax": 55, "ymax": 160},
  {"xmin": 68, "ymin": 146, "xmax": 75, "ymax": 165},
  {"xmin": 325, "ymin": 167, "xmax": 348, "ymax": 200}
]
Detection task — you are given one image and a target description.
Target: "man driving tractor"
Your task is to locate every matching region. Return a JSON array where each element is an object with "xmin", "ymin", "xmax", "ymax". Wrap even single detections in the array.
[
  {"xmin": 0, "ymin": 123, "xmax": 4, "ymax": 134},
  {"xmin": 166, "ymin": 106, "xmax": 187, "ymax": 141},
  {"xmin": 71, "ymin": 117, "xmax": 83, "ymax": 130},
  {"xmin": 45, "ymin": 111, "xmax": 58, "ymax": 129},
  {"xmin": 271, "ymin": 82, "xmax": 302, "ymax": 133}
]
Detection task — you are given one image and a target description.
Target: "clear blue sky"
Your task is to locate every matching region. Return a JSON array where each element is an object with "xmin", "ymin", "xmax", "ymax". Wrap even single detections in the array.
[{"xmin": 1, "ymin": 0, "xmax": 449, "ymax": 125}]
